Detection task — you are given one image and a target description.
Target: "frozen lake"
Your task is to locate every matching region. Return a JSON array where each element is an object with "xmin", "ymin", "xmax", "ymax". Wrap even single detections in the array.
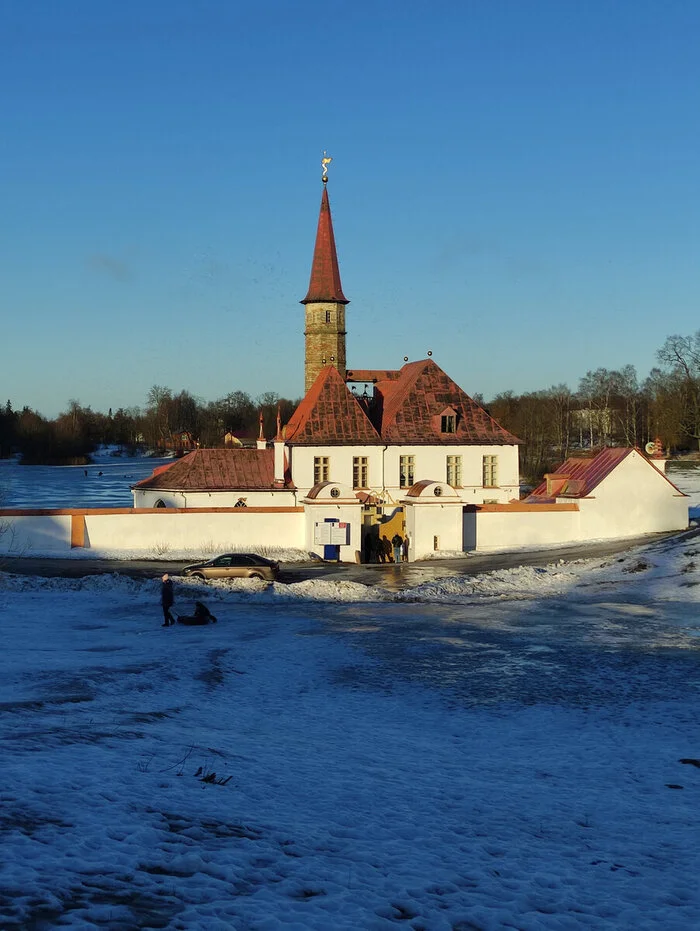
[{"xmin": 0, "ymin": 449, "xmax": 174, "ymax": 509}]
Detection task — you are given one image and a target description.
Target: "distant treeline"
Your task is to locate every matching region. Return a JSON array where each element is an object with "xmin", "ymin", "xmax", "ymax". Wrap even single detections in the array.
[
  {"xmin": 0, "ymin": 387, "xmax": 300, "ymax": 466},
  {"xmin": 483, "ymin": 330, "xmax": 700, "ymax": 481},
  {"xmin": 2, "ymin": 330, "xmax": 699, "ymax": 478}
]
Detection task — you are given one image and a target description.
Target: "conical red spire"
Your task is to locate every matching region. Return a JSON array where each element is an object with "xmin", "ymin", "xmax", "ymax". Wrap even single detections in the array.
[{"xmin": 301, "ymin": 186, "xmax": 349, "ymax": 305}]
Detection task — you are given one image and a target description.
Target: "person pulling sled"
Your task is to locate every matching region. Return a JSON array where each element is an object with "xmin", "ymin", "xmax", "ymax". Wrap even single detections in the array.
[{"xmin": 161, "ymin": 574, "xmax": 176, "ymax": 627}]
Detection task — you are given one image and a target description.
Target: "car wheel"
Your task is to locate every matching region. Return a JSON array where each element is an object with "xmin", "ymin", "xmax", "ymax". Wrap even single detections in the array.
[
  {"xmin": 191, "ymin": 572, "xmax": 206, "ymax": 580},
  {"xmin": 249, "ymin": 571, "xmax": 264, "ymax": 580}
]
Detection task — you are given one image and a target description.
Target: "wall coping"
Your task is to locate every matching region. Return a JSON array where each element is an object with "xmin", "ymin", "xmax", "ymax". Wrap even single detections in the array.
[
  {"xmin": 465, "ymin": 502, "xmax": 580, "ymax": 513},
  {"xmin": 0, "ymin": 507, "xmax": 305, "ymax": 517}
]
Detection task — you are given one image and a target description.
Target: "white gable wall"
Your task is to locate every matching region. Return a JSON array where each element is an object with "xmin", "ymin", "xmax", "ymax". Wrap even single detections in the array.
[{"xmin": 573, "ymin": 452, "xmax": 688, "ymax": 538}]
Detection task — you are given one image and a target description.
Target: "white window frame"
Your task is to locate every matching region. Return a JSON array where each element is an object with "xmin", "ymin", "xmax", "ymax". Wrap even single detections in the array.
[
  {"xmin": 399, "ymin": 455, "xmax": 415, "ymax": 488},
  {"xmin": 353, "ymin": 456, "xmax": 368, "ymax": 489},
  {"xmin": 482, "ymin": 454, "xmax": 498, "ymax": 488},
  {"xmin": 314, "ymin": 456, "xmax": 330, "ymax": 484},
  {"xmin": 446, "ymin": 455, "xmax": 462, "ymax": 487}
]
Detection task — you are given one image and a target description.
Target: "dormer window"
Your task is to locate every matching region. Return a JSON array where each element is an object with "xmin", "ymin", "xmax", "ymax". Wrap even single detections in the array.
[{"xmin": 435, "ymin": 406, "xmax": 459, "ymax": 435}]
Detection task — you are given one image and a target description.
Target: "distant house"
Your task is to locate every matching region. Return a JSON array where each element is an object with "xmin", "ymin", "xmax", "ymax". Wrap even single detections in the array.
[
  {"xmin": 165, "ymin": 431, "xmax": 198, "ymax": 454},
  {"xmin": 224, "ymin": 431, "xmax": 244, "ymax": 448}
]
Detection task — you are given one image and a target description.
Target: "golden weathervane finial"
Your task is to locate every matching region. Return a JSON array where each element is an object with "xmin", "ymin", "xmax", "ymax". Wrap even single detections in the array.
[{"xmin": 321, "ymin": 150, "xmax": 332, "ymax": 183}]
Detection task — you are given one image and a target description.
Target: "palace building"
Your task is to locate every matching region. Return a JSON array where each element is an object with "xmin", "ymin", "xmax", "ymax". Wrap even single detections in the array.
[{"xmin": 130, "ymin": 173, "xmax": 687, "ymax": 560}]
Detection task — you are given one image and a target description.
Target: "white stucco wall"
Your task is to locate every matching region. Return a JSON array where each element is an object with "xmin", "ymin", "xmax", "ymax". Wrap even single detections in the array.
[
  {"xmin": 0, "ymin": 514, "xmax": 72, "ymax": 555},
  {"xmin": 401, "ymin": 482, "xmax": 463, "ymax": 559},
  {"xmin": 573, "ymin": 453, "xmax": 688, "ymax": 539},
  {"xmin": 84, "ymin": 510, "xmax": 304, "ymax": 554},
  {"xmin": 406, "ymin": 501, "xmax": 464, "ymax": 558},
  {"xmin": 302, "ymin": 483, "xmax": 362, "ymax": 561},
  {"xmin": 132, "ymin": 488, "xmax": 299, "ymax": 509},
  {"xmin": 289, "ymin": 444, "xmax": 520, "ymax": 504},
  {"xmin": 465, "ymin": 506, "xmax": 581, "ymax": 552},
  {"xmin": 0, "ymin": 509, "xmax": 305, "ymax": 556}
]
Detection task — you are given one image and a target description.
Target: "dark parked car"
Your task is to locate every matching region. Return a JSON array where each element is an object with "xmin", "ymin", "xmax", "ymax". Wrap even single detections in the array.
[{"xmin": 182, "ymin": 553, "xmax": 279, "ymax": 582}]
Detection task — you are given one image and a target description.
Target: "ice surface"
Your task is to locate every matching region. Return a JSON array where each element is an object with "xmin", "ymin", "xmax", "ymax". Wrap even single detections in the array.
[{"xmin": 0, "ymin": 464, "xmax": 699, "ymax": 928}]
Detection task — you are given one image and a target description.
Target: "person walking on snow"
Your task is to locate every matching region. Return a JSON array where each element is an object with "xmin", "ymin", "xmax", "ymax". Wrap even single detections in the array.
[{"xmin": 161, "ymin": 574, "xmax": 175, "ymax": 627}]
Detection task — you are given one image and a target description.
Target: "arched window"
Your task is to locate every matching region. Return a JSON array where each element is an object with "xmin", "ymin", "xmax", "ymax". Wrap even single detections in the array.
[{"xmin": 154, "ymin": 499, "xmax": 167, "ymax": 509}]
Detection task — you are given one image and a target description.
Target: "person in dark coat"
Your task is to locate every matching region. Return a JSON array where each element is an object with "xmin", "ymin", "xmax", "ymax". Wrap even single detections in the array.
[
  {"xmin": 381, "ymin": 535, "xmax": 393, "ymax": 563},
  {"xmin": 177, "ymin": 601, "xmax": 218, "ymax": 625},
  {"xmin": 194, "ymin": 601, "xmax": 217, "ymax": 623},
  {"xmin": 391, "ymin": 533, "xmax": 403, "ymax": 565},
  {"xmin": 161, "ymin": 574, "xmax": 175, "ymax": 627}
]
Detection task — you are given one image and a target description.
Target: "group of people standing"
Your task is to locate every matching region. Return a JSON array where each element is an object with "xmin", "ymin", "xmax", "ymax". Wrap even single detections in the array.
[{"xmin": 364, "ymin": 531, "xmax": 409, "ymax": 564}]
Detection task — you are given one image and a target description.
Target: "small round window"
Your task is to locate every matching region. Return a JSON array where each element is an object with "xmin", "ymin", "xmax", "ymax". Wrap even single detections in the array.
[
  {"xmin": 330, "ymin": 487, "xmax": 340, "ymax": 498},
  {"xmin": 433, "ymin": 486, "xmax": 443, "ymax": 497}
]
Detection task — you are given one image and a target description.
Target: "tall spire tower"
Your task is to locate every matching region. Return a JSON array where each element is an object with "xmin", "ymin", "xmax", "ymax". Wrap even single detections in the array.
[{"xmin": 301, "ymin": 154, "xmax": 349, "ymax": 393}]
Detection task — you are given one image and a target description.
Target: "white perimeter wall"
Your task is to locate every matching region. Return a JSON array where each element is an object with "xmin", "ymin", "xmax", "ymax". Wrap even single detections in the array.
[
  {"xmin": 0, "ymin": 515, "xmax": 73, "ymax": 553},
  {"xmin": 85, "ymin": 510, "xmax": 304, "ymax": 553},
  {"xmin": 290, "ymin": 444, "xmax": 520, "ymax": 504},
  {"xmin": 304, "ymin": 501, "xmax": 362, "ymax": 562},
  {"xmin": 0, "ymin": 509, "xmax": 305, "ymax": 556},
  {"xmin": 465, "ymin": 506, "xmax": 581, "ymax": 552},
  {"xmin": 407, "ymin": 502, "xmax": 464, "ymax": 559}
]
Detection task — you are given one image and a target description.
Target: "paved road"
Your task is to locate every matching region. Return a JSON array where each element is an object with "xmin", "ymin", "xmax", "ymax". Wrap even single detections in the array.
[{"xmin": 2, "ymin": 529, "xmax": 694, "ymax": 590}]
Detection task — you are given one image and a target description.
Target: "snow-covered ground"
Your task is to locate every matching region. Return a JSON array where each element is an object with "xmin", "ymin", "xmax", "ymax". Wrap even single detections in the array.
[{"xmin": 1, "ymin": 469, "xmax": 699, "ymax": 929}]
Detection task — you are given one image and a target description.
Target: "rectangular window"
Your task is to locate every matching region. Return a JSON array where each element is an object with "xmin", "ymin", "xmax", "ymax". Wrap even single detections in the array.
[
  {"xmin": 353, "ymin": 456, "xmax": 368, "ymax": 489},
  {"xmin": 441, "ymin": 414, "xmax": 456, "ymax": 433},
  {"xmin": 482, "ymin": 455, "xmax": 498, "ymax": 488},
  {"xmin": 313, "ymin": 456, "xmax": 330, "ymax": 484},
  {"xmin": 446, "ymin": 455, "xmax": 462, "ymax": 487},
  {"xmin": 325, "ymin": 310, "xmax": 332, "ymax": 323},
  {"xmin": 399, "ymin": 455, "xmax": 415, "ymax": 488}
]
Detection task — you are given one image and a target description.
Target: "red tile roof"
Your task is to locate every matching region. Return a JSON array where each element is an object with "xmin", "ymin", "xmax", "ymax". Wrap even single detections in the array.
[
  {"xmin": 284, "ymin": 366, "xmax": 382, "ymax": 445},
  {"xmin": 285, "ymin": 358, "xmax": 521, "ymax": 447},
  {"xmin": 373, "ymin": 359, "xmax": 521, "ymax": 445},
  {"xmin": 301, "ymin": 186, "xmax": 349, "ymax": 305},
  {"xmin": 132, "ymin": 448, "xmax": 293, "ymax": 491},
  {"xmin": 525, "ymin": 447, "xmax": 685, "ymax": 502}
]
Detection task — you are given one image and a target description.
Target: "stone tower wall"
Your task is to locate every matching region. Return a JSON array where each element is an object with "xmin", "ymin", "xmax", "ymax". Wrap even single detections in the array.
[{"xmin": 304, "ymin": 301, "xmax": 347, "ymax": 391}]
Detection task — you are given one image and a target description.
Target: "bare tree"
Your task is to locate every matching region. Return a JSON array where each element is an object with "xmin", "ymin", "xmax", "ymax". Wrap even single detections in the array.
[{"xmin": 657, "ymin": 331, "xmax": 700, "ymax": 449}]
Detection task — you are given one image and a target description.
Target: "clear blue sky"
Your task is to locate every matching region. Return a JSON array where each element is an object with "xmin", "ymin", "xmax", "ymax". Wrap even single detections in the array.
[{"xmin": 2, "ymin": 0, "xmax": 698, "ymax": 418}]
